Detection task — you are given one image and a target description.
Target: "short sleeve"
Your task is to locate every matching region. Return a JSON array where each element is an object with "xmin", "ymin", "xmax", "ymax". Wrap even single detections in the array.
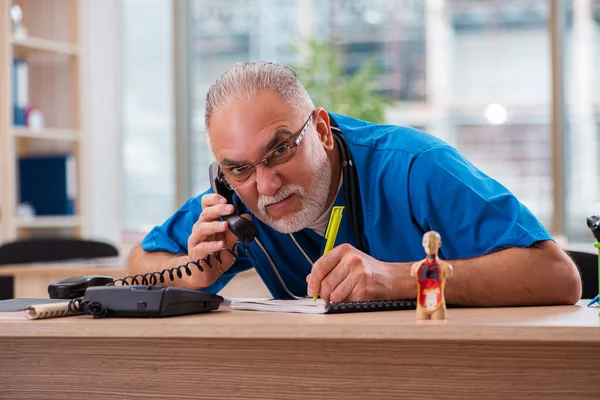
[
  {"xmin": 408, "ymin": 145, "xmax": 552, "ymax": 259},
  {"xmin": 141, "ymin": 189, "xmax": 254, "ymax": 294},
  {"xmin": 141, "ymin": 193, "xmax": 204, "ymax": 254}
]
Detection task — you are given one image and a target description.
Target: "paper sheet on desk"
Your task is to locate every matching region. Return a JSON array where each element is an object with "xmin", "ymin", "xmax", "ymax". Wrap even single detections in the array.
[{"xmin": 230, "ymin": 298, "xmax": 328, "ymax": 314}]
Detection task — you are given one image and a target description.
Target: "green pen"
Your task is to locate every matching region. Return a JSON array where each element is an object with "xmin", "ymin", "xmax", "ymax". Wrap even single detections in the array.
[{"xmin": 313, "ymin": 206, "xmax": 344, "ymax": 302}]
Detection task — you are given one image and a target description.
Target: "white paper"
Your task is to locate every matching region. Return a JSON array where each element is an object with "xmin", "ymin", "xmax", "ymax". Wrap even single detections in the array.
[{"xmin": 230, "ymin": 298, "xmax": 328, "ymax": 314}]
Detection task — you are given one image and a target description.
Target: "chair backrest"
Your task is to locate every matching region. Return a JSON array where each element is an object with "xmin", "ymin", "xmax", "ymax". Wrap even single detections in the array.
[
  {"xmin": 0, "ymin": 237, "xmax": 119, "ymax": 300},
  {"xmin": 0, "ymin": 237, "xmax": 119, "ymax": 265},
  {"xmin": 566, "ymin": 249, "xmax": 599, "ymax": 300}
]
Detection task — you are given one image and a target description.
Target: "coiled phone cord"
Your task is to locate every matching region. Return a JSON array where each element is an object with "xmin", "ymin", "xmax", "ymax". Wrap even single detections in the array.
[
  {"xmin": 65, "ymin": 242, "xmax": 249, "ymax": 318},
  {"xmin": 64, "ymin": 241, "xmax": 250, "ymax": 318},
  {"xmin": 111, "ymin": 241, "xmax": 250, "ymax": 286}
]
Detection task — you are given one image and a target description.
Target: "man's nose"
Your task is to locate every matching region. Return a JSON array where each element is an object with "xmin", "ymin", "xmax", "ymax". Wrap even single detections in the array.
[{"xmin": 255, "ymin": 164, "xmax": 282, "ymax": 196}]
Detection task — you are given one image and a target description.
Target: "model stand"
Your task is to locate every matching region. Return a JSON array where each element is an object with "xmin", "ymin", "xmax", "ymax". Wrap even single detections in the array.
[{"xmin": 410, "ymin": 231, "xmax": 453, "ymax": 320}]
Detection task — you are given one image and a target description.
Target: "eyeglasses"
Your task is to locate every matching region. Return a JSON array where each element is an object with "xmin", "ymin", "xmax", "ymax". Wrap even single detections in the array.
[{"xmin": 219, "ymin": 110, "xmax": 315, "ymax": 190}]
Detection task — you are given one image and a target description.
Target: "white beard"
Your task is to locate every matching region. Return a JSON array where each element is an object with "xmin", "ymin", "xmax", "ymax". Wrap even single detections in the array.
[{"xmin": 253, "ymin": 149, "xmax": 332, "ymax": 234}]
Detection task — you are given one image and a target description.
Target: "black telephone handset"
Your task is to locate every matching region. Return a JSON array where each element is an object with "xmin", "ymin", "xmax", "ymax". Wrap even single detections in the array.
[{"xmin": 209, "ymin": 161, "xmax": 257, "ymax": 244}]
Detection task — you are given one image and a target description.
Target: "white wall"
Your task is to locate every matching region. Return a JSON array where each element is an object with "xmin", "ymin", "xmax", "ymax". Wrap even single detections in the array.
[
  {"xmin": 122, "ymin": 0, "xmax": 175, "ymax": 232},
  {"xmin": 451, "ymin": 29, "xmax": 550, "ymax": 108},
  {"xmin": 79, "ymin": 0, "xmax": 123, "ymax": 249}
]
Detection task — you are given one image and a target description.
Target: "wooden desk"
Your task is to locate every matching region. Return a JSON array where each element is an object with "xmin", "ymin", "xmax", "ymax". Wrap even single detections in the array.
[
  {"xmin": 0, "ymin": 302, "xmax": 599, "ymax": 399},
  {"xmin": 0, "ymin": 261, "xmax": 126, "ymax": 298}
]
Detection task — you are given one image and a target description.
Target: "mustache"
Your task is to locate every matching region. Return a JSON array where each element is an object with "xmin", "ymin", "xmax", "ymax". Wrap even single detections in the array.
[{"xmin": 258, "ymin": 185, "xmax": 305, "ymax": 209}]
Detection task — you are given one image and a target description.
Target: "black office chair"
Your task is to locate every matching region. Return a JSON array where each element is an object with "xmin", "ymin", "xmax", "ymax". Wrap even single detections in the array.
[
  {"xmin": 566, "ymin": 249, "xmax": 599, "ymax": 300},
  {"xmin": 0, "ymin": 237, "xmax": 119, "ymax": 300}
]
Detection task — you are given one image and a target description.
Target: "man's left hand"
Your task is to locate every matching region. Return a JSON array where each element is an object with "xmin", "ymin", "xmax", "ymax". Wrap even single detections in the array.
[{"xmin": 306, "ymin": 243, "xmax": 403, "ymax": 303}]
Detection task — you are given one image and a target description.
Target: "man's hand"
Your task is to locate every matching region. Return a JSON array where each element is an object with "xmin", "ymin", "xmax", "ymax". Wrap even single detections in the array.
[
  {"xmin": 187, "ymin": 193, "xmax": 250, "ymax": 286},
  {"xmin": 306, "ymin": 243, "xmax": 405, "ymax": 303}
]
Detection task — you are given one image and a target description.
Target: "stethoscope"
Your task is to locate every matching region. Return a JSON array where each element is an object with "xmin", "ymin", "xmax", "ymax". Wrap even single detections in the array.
[{"xmin": 253, "ymin": 118, "xmax": 367, "ymax": 299}]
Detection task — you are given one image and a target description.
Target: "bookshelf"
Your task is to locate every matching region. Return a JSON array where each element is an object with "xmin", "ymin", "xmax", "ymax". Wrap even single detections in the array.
[{"xmin": 0, "ymin": 0, "xmax": 86, "ymax": 243}]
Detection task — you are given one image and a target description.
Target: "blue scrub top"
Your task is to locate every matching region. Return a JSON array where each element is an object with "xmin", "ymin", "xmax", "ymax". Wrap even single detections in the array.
[{"xmin": 141, "ymin": 113, "xmax": 552, "ymax": 298}]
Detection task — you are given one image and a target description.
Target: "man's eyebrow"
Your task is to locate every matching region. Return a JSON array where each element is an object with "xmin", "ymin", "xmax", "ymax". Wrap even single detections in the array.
[
  {"xmin": 220, "ymin": 128, "xmax": 295, "ymax": 167},
  {"xmin": 220, "ymin": 158, "xmax": 247, "ymax": 167}
]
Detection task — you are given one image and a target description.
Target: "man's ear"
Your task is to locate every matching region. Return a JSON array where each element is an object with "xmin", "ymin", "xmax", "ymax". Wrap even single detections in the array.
[{"xmin": 314, "ymin": 107, "xmax": 334, "ymax": 151}]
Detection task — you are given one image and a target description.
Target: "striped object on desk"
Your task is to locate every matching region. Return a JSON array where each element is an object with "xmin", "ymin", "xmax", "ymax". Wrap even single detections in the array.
[
  {"xmin": 0, "ymin": 298, "xmax": 81, "ymax": 320},
  {"xmin": 25, "ymin": 301, "xmax": 81, "ymax": 320}
]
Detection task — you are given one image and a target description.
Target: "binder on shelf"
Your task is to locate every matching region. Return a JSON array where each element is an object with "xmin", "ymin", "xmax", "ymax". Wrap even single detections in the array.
[
  {"xmin": 18, "ymin": 154, "xmax": 76, "ymax": 216},
  {"xmin": 12, "ymin": 59, "xmax": 28, "ymax": 126}
]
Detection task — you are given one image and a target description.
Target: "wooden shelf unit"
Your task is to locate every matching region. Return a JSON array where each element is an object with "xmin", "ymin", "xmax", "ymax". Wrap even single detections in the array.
[{"xmin": 0, "ymin": 0, "xmax": 86, "ymax": 242}]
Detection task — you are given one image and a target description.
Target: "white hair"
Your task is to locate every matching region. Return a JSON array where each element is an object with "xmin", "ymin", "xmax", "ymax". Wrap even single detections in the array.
[{"xmin": 204, "ymin": 61, "xmax": 314, "ymax": 136}]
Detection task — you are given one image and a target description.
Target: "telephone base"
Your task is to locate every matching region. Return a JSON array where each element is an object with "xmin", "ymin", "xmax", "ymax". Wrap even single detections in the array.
[{"xmin": 82, "ymin": 285, "xmax": 223, "ymax": 318}]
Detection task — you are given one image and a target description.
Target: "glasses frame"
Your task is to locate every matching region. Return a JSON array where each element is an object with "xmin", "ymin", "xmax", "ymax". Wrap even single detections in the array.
[{"xmin": 219, "ymin": 110, "xmax": 316, "ymax": 190}]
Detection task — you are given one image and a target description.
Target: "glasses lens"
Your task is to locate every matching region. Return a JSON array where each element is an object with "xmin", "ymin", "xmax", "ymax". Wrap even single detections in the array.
[
  {"xmin": 223, "ymin": 166, "xmax": 254, "ymax": 187},
  {"xmin": 223, "ymin": 174, "xmax": 257, "ymax": 190},
  {"xmin": 268, "ymin": 144, "xmax": 296, "ymax": 166}
]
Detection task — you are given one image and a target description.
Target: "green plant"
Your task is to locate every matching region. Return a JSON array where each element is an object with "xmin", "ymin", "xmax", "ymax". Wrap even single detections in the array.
[{"xmin": 289, "ymin": 38, "xmax": 392, "ymax": 124}]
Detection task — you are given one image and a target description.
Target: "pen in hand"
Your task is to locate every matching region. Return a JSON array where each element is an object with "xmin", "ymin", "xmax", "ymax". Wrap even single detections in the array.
[{"xmin": 312, "ymin": 206, "xmax": 344, "ymax": 302}]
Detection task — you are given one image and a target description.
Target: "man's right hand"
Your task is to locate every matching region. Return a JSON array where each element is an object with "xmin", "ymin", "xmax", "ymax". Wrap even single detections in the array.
[{"xmin": 186, "ymin": 193, "xmax": 249, "ymax": 286}]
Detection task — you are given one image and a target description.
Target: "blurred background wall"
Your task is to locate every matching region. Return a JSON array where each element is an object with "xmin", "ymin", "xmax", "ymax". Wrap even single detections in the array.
[
  {"xmin": 4, "ymin": 0, "xmax": 597, "ymax": 299},
  {"xmin": 122, "ymin": 0, "xmax": 600, "ymax": 247}
]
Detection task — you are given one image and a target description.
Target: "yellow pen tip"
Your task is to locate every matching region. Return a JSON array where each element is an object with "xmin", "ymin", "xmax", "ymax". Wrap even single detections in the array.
[{"xmin": 312, "ymin": 294, "xmax": 319, "ymax": 302}]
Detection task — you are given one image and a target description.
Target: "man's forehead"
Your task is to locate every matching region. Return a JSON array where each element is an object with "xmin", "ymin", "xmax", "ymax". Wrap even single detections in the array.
[
  {"xmin": 211, "ymin": 97, "xmax": 297, "ymax": 135},
  {"xmin": 211, "ymin": 111, "xmax": 294, "ymax": 142}
]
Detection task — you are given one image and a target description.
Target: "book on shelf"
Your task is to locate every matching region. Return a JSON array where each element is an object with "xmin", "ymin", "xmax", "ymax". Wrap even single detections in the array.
[
  {"xmin": 12, "ymin": 58, "xmax": 28, "ymax": 126},
  {"xmin": 19, "ymin": 154, "xmax": 76, "ymax": 216}
]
